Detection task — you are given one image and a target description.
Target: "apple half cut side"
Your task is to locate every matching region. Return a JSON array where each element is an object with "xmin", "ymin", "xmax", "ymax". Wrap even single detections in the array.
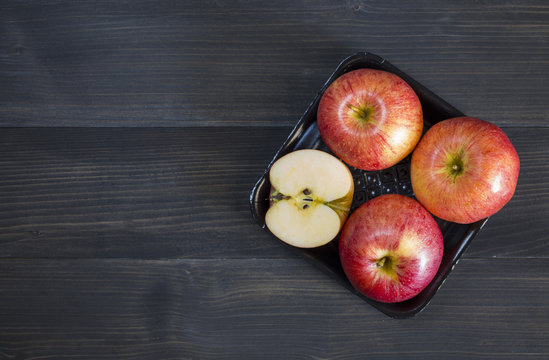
[{"xmin": 265, "ymin": 149, "xmax": 354, "ymax": 248}]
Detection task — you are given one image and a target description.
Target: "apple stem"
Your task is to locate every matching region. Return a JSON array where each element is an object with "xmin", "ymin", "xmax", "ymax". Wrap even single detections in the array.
[
  {"xmin": 452, "ymin": 164, "xmax": 460, "ymax": 171},
  {"xmin": 376, "ymin": 257, "xmax": 387, "ymax": 268},
  {"xmin": 347, "ymin": 104, "xmax": 367, "ymax": 119},
  {"xmin": 271, "ymin": 192, "xmax": 290, "ymax": 201}
]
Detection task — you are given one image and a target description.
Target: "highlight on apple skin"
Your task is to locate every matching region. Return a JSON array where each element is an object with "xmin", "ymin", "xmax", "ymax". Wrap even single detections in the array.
[
  {"xmin": 265, "ymin": 149, "xmax": 354, "ymax": 248},
  {"xmin": 317, "ymin": 68, "xmax": 423, "ymax": 171},
  {"xmin": 411, "ymin": 116, "xmax": 520, "ymax": 224},
  {"xmin": 338, "ymin": 194, "xmax": 444, "ymax": 304}
]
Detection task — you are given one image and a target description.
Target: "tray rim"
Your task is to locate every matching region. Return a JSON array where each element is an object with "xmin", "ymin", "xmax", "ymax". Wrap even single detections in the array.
[{"xmin": 249, "ymin": 51, "xmax": 488, "ymax": 318}]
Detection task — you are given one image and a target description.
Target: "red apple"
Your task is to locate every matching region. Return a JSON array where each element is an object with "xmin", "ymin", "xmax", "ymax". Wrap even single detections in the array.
[
  {"xmin": 339, "ymin": 194, "xmax": 443, "ymax": 303},
  {"xmin": 411, "ymin": 116, "xmax": 520, "ymax": 224},
  {"xmin": 317, "ymin": 68, "xmax": 423, "ymax": 171}
]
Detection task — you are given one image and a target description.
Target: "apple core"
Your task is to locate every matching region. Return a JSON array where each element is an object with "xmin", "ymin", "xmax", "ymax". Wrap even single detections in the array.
[{"xmin": 265, "ymin": 149, "xmax": 354, "ymax": 248}]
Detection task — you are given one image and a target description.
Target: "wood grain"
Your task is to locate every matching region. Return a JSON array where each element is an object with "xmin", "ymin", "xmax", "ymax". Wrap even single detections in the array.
[
  {"xmin": 0, "ymin": 127, "xmax": 290, "ymax": 259},
  {"xmin": 1, "ymin": 1, "xmax": 548, "ymax": 359},
  {"xmin": 2, "ymin": 0, "xmax": 549, "ymax": 127},
  {"xmin": 0, "ymin": 258, "xmax": 547, "ymax": 360},
  {"xmin": 0, "ymin": 126, "xmax": 544, "ymax": 260}
]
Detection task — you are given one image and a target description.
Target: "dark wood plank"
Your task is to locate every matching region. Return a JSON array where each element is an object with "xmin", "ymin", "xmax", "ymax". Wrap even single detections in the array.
[
  {"xmin": 0, "ymin": 127, "xmax": 292, "ymax": 259},
  {"xmin": 0, "ymin": 1, "xmax": 546, "ymax": 359},
  {"xmin": 0, "ymin": 258, "xmax": 547, "ymax": 359},
  {"xmin": 2, "ymin": 0, "xmax": 549, "ymax": 127},
  {"xmin": 0, "ymin": 126, "xmax": 546, "ymax": 259}
]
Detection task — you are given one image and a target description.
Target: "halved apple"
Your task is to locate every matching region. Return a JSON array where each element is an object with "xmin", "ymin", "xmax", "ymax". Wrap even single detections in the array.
[{"xmin": 265, "ymin": 149, "xmax": 354, "ymax": 248}]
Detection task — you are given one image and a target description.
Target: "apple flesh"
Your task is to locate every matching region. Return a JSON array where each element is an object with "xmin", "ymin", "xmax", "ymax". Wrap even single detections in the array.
[
  {"xmin": 265, "ymin": 149, "xmax": 354, "ymax": 248},
  {"xmin": 317, "ymin": 68, "xmax": 423, "ymax": 171},
  {"xmin": 339, "ymin": 194, "xmax": 444, "ymax": 303},
  {"xmin": 411, "ymin": 117, "xmax": 520, "ymax": 224}
]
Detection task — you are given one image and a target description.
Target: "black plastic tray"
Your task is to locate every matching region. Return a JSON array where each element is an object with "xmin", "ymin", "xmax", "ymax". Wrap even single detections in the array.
[{"xmin": 249, "ymin": 52, "xmax": 487, "ymax": 318}]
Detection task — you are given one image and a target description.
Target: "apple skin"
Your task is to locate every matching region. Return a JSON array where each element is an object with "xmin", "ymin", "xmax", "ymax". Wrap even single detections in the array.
[
  {"xmin": 411, "ymin": 117, "xmax": 520, "ymax": 224},
  {"xmin": 317, "ymin": 68, "xmax": 423, "ymax": 171},
  {"xmin": 339, "ymin": 194, "xmax": 444, "ymax": 303}
]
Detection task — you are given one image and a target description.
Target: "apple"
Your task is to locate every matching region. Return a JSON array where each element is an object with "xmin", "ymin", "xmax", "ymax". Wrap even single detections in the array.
[
  {"xmin": 411, "ymin": 116, "xmax": 520, "ymax": 224},
  {"xmin": 317, "ymin": 68, "xmax": 423, "ymax": 171},
  {"xmin": 265, "ymin": 149, "xmax": 354, "ymax": 248},
  {"xmin": 338, "ymin": 194, "xmax": 444, "ymax": 303}
]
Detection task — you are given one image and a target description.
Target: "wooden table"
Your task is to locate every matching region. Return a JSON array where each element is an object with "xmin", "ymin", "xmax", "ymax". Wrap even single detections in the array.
[{"xmin": 1, "ymin": 1, "xmax": 548, "ymax": 359}]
